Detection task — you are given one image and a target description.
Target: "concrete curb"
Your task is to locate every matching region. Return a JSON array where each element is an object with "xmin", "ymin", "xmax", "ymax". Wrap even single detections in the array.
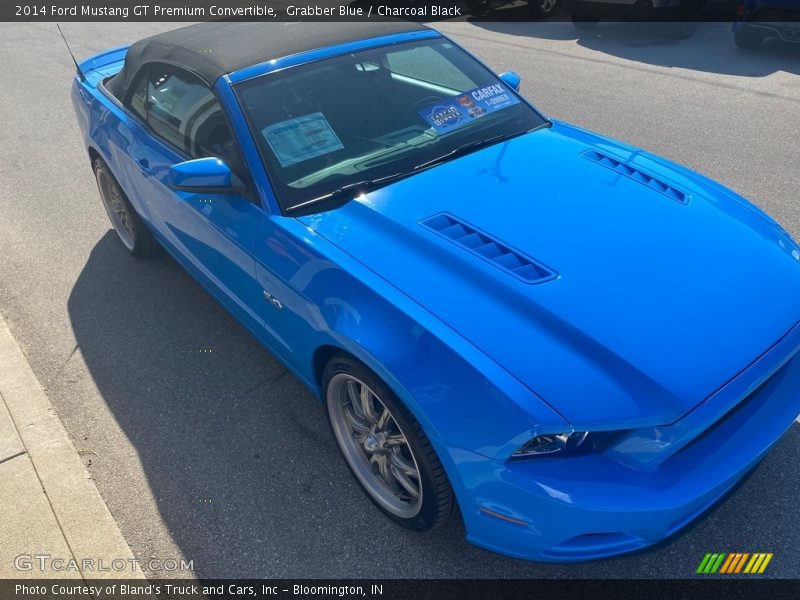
[{"xmin": 0, "ymin": 312, "xmax": 145, "ymax": 579}]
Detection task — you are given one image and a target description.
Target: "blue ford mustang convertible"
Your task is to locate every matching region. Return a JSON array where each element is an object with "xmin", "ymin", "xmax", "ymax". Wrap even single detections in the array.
[{"xmin": 72, "ymin": 21, "xmax": 800, "ymax": 562}]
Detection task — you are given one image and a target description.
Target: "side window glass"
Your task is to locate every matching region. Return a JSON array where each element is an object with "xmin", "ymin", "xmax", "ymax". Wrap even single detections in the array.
[
  {"xmin": 144, "ymin": 65, "xmax": 236, "ymax": 166},
  {"xmin": 128, "ymin": 68, "xmax": 148, "ymax": 121}
]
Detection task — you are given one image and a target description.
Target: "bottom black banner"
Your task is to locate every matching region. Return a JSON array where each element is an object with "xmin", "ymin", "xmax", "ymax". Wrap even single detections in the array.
[{"xmin": 1, "ymin": 579, "xmax": 798, "ymax": 600}]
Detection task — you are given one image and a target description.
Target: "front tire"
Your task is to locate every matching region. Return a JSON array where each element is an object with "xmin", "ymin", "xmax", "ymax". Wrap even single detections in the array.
[
  {"xmin": 93, "ymin": 157, "xmax": 157, "ymax": 258},
  {"xmin": 323, "ymin": 354, "xmax": 453, "ymax": 530}
]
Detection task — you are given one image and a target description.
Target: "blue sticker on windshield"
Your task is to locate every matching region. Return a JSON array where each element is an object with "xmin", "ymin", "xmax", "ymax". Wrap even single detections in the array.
[{"xmin": 418, "ymin": 84, "xmax": 520, "ymax": 134}]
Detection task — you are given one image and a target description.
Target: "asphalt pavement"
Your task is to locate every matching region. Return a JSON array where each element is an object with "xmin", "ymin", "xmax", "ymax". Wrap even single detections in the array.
[{"xmin": 0, "ymin": 19, "xmax": 798, "ymax": 578}]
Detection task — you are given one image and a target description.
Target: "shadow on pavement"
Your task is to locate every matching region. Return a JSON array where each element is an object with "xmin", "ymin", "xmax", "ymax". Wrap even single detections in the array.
[{"xmin": 64, "ymin": 232, "xmax": 507, "ymax": 577}]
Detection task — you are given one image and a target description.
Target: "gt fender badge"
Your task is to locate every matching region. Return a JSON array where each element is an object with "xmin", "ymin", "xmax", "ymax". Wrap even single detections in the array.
[{"xmin": 263, "ymin": 290, "xmax": 283, "ymax": 310}]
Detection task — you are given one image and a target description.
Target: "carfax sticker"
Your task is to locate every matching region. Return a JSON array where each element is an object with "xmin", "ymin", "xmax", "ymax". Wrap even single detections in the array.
[
  {"xmin": 418, "ymin": 83, "xmax": 520, "ymax": 134},
  {"xmin": 262, "ymin": 112, "xmax": 344, "ymax": 167}
]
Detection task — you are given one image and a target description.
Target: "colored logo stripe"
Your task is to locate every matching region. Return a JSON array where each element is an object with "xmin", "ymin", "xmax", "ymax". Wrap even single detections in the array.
[
  {"xmin": 696, "ymin": 553, "xmax": 726, "ymax": 573},
  {"xmin": 697, "ymin": 553, "xmax": 772, "ymax": 574},
  {"xmin": 744, "ymin": 553, "xmax": 773, "ymax": 574},
  {"xmin": 720, "ymin": 553, "xmax": 748, "ymax": 573},
  {"xmin": 719, "ymin": 554, "xmax": 736, "ymax": 574}
]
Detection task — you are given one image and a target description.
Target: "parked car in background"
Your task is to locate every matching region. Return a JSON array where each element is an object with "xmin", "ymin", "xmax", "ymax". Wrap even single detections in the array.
[
  {"xmin": 734, "ymin": 0, "xmax": 800, "ymax": 48},
  {"xmin": 565, "ymin": 0, "xmax": 735, "ymax": 38}
]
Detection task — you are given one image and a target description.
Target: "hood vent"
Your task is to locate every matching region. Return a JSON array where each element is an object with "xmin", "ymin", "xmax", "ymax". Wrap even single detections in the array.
[
  {"xmin": 421, "ymin": 213, "xmax": 556, "ymax": 284},
  {"xmin": 582, "ymin": 149, "xmax": 688, "ymax": 204}
]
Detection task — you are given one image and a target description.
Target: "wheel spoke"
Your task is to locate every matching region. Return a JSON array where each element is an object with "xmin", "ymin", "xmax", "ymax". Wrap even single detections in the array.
[
  {"xmin": 344, "ymin": 408, "xmax": 370, "ymax": 435},
  {"xmin": 118, "ymin": 211, "xmax": 131, "ymax": 232},
  {"xmin": 346, "ymin": 380, "xmax": 365, "ymax": 420},
  {"xmin": 389, "ymin": 449, "xmax": 420, "ymax": 500},
  {"xmin": 370, "ymin": 454, "xmax": 391, "ymax": 485},
  {"xmin": 384, "ymin": 433, "xmax": 406, "ymax": 447},
  {"xmin": 390, "ymin": 449, "xmax": 418, "ymax": 477},
  {"xmin": 360, "ymin": 385, "xmax": 379, "ymax": 424},
  {"xmin": 390, "ymin": 465, "xmax": 420, "ymax": 499},
  {"xmin": 376, "ymin": 407, "xmax": 391, "ymax": 430}
]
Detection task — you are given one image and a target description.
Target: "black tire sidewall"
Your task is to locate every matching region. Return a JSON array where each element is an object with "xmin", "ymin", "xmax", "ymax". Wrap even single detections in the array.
[{"xmin": 322, "ymin": 354, "xmax": 451, "ymax": 531}]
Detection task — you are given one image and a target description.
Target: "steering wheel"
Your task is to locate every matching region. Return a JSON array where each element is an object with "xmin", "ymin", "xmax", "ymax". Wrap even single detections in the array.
[{"xmin": 403, "ymin": 96, "xmax": 445, "ymax": 120}]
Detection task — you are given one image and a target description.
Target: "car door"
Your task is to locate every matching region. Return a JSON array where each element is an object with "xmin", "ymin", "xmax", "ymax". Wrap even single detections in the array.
[{"xmin": 127, "ymin": 63, "xmax": 265, "ymax": 332}]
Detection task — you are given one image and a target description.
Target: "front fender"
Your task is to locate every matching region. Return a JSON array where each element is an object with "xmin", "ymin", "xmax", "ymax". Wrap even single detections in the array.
[
  {"xmin": 281, "ymin": 217, "xmax": 570, "ymax": 462},
  {"xmin": 311, "ymin": 269, "xmax": 571, "ymax": 525}
]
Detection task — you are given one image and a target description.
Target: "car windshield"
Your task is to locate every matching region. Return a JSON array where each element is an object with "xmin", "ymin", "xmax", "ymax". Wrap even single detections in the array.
[{"xmin": 235, "ymin": 37, "xmax": 547, "ymax": 212}]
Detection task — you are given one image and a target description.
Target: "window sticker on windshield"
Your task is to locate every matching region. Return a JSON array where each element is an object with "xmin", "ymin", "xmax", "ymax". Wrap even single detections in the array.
[
  {"xmin": 418, "ymin": 84, "xmax": 520, "ymax": 134},
  {"xmin": 261, "ymin": 112, "xmax": 344, "ymax": 167}
]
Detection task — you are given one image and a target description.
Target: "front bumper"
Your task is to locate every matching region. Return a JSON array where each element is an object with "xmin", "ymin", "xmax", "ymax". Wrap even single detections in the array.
[{"xmin": 456, "ymin": 335, "xmax": 800, "ymax": 562}]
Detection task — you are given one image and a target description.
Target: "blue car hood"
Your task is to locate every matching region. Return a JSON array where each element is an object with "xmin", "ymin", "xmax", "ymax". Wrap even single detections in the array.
[{"xmin": 300, "ymin": 122, "xmax": 800, "ymax": 427}]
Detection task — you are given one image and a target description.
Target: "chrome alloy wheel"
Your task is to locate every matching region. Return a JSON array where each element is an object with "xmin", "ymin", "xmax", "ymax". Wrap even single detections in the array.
[
  {"xmin": 327, "ymin": 373, "xmax": 423, "ymax": 518},
  {"xmin": 96, "ymin": 167, "xmax": 136, "ymax": 251}
]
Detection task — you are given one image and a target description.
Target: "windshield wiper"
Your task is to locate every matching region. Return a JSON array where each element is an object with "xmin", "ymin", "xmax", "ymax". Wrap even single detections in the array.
[
  {"xmin": 325, "ymin": 170, "xmax": 414, "ymax": 201},
  {"xmin": 285, "ymin": 171, "xmax": 409, "ymax": 215},
  {"xmin": 286, "ymin": 126, "xmax": 543, "ymax": 215},
  {"xmin": 413, "ymin": 129, "xmax": 534, "ymax": 172}
]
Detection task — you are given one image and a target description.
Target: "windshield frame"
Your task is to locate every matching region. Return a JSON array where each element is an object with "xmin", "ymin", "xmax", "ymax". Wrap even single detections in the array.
[{"xmin": 232, "ymin": 34, "xmax": 549, "ymax": 215}]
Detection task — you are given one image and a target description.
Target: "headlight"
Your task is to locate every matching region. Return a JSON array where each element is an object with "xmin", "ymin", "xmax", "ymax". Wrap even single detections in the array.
[{"xmin": 511, "ymin": 431, "xmax": 589, "ymax": 458}]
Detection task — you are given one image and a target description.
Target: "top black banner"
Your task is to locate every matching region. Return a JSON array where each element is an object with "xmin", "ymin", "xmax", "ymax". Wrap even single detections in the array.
[{"xmin": 3, "ymin": 0, "xmax": 799, "ymax": 23}]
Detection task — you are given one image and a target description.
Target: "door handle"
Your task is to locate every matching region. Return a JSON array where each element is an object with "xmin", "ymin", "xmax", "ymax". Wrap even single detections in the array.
[{"xmin": 135, "ymin": 157, "xmax": 151, "ymax": 174}]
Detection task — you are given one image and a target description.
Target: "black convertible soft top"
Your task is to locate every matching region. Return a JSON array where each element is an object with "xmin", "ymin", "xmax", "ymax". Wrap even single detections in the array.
[{"xmin": 106, "ymin": 21, "xmax": 428, "ymax": 99}]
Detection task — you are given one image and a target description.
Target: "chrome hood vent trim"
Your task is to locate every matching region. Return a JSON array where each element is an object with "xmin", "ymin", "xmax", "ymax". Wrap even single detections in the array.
[
  {"xmin": 420, "ymin": 213, "xmax": 557, "ymax": 284},
  {"xmin": 582, "ymin": 149, "xmax": 688, "ymax": 204}
]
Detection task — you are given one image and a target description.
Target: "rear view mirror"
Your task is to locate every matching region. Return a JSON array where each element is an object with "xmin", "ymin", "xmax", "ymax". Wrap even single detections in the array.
[
  {"xmin": 499, "ymin": 71, "xmax": 521, "ymax": 92},
  {"xmin": 169, "ymin": 157, "xmax": 242, "ymax": 194}
]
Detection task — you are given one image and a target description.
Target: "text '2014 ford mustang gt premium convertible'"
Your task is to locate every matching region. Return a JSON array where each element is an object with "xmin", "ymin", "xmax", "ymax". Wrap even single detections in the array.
[{"xmin": 71, "ymin": 21, "xmax": 800, "ymax": 562}]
